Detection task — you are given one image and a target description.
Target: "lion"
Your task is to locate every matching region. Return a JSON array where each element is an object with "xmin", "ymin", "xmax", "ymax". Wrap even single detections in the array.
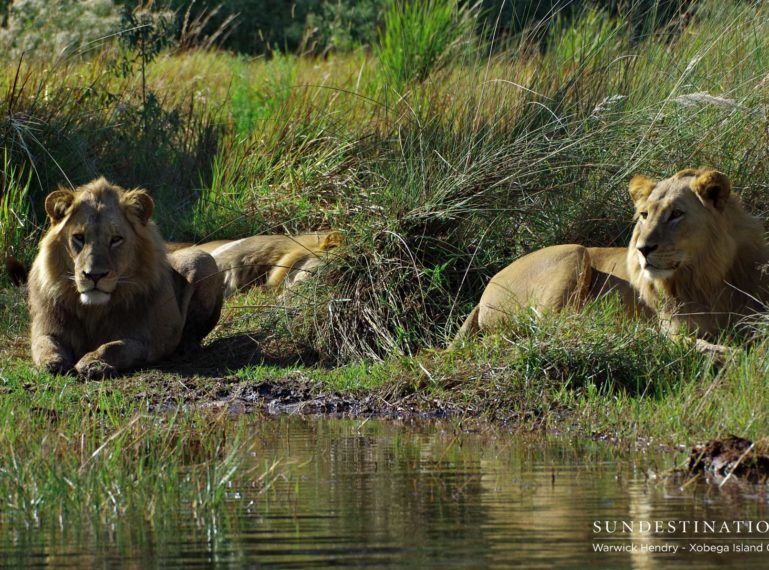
[
  {"xmin": 171, "ymin": 231, "xmax": 343, "ymax": 297},
  {"xmin": 28, "ymin": 178, "xmax": 224, "ymax": 379},
  {"xmin": 456, "ymin": 169, "xmax": 769, "ymax": 352}
]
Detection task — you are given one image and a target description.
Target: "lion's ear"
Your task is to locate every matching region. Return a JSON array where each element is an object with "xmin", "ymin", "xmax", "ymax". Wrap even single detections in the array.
[
  {"xmin": 321, "ymin": 231, "xmax": 344, "ymax": 250},
  {"xmin": 628, "ymin": 175, "xmax": 656, "ymax": 204},
  {"xmin": 692, "ymin": 170, "xmax": 731, "ymax": 210},
  {"xmin": 44, "ymin": 189, "xmax": 75, "ymax": 223},
  {"xmin": 122, "ymin": 189, "xmax": 154, "ymax": 225}
]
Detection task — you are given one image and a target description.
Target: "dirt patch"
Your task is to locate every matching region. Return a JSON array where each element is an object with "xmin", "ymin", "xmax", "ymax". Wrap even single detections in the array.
[
  {"xmin": 138, "ymin": 372, "xmax": 473, "ymax": 420},
  {"xmin": 688, "ymin": 435, "xmax": 769, "ymax": 481}
]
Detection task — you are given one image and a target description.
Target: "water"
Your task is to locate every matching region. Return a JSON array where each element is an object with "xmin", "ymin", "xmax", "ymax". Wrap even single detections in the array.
[{"xmin": 4, "ymin": 416, "xmax": 769, "ymax": 568}]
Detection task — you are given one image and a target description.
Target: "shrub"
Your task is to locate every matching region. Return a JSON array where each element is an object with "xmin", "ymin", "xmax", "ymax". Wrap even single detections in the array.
[{"xmin": 0, "ymin": 0, "xmax": 119, "ymax": 59}]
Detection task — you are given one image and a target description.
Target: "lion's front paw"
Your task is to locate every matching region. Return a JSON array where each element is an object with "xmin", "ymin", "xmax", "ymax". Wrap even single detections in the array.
[
  {"xmin": 41, "ymin": 358, "xmax": 74, "ymax": 376},
  {"xmin": 694, "ymin": 338, "xmax": 738, "ymax": 364},
  {"xmin": 75, "ymin": 356, "xmax": 118, "ymax": 380}
]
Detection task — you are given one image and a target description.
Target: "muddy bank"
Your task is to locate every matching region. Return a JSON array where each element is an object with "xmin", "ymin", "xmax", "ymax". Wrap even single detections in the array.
[
  {"xmin": 688, "ymin": 436, "xmax": 769, "ymax": 482},
  {"xmin": 135, "ymin": 372, "xmax": 478, "ymax": 420}
]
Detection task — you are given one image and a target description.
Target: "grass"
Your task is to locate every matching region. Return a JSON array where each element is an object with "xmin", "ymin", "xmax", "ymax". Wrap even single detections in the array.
[
  {"xmin": 0, "ymin": 348, "xmax": 287, "ymax": 541},
  {"xmin": 0, "ymin": 150, "xmax": 33, "ymax": 265},
  {"xmin": 376, "ymin": 0, "xmax": 476, "ymax": 88},
  {"xmin": 2, "ymin": 0, "xmax": 769, "ymax": 535}
]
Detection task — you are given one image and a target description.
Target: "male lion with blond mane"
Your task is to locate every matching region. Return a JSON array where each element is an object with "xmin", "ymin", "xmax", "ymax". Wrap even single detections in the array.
[
  {"xmin": 29, "ymin": 178, "xmax": 224, "ymax": 379},
  {"xmin": 170, "ymin": 231, "xmax": 343, "ymax": 297},
  {"xmin": 457, "ymin": 168, "xmax": 769, "ymax": 352}
]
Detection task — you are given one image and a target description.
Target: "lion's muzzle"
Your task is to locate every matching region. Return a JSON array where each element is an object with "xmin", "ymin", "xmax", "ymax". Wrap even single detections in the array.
[{"xmin": 77, "ymin": 269, "xmax": 116, "ymax": 305}]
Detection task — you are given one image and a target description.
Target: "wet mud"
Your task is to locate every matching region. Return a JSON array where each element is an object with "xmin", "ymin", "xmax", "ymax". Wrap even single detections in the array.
[
  {"xmin": 139, "ymin": 372, "xmax": 472, "ymax": 420},
  {"xmin": 688, "ymin": 435, "xmax": 769, "ymax": 481}
]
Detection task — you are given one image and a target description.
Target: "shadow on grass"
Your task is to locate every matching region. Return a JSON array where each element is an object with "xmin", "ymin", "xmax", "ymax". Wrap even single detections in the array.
[{"xmin": 156, "ymin": 332, "xmax": 322, "ymax": 378}]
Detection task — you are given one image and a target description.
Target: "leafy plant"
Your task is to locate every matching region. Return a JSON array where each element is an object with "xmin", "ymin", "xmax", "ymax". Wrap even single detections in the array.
[{"xmin": 116, "ymin": 6, "xmax": 177, "ymax": 121}]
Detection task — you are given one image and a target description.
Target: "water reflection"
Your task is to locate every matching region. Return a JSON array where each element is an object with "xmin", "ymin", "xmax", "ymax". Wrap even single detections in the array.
[{"xmin": 4, "ymin": 416, "xmax": 769, "ymax": 568}]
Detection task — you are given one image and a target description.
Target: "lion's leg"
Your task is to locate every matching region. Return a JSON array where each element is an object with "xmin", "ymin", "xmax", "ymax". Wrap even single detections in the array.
[
  {"xmin": 32, "ymin": 334, "xmax": 75, "ymax": 375},
  {"xmin": 694, "ymin": 338, "xmax": 734, "ymax": 362},
  {"xmin": 75, "ymin": 339, "xmax": 150, "ymax": 379},
  {"xmin": 168, "ymin": 250, "xmax": 224, "ymax": 349}
]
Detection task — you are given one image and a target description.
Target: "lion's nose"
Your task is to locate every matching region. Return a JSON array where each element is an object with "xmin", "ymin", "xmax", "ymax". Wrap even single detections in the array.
[
  {"xmin": 83, "ymin": 270, "xmax": 109, "ymax": 283},
  {"xmin": 637, "ymin": 244, "xmax": 658, "ymax": 258}
]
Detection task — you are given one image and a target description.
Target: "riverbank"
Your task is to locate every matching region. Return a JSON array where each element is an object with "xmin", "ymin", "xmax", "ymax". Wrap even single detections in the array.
[
  {"xmin": 2, "ymin": 282, "xmax": 764, "ymax": 446},
  {"xmin": 2, "ymin": 272, "xmax": 767, "ymax": 541}
]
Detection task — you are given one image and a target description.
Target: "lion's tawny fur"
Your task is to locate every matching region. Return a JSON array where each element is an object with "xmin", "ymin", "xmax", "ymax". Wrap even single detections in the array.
[
  {"xmin": 185, "ymin": 231, "xmax": 343, "ymax": 297},
  {"xmin": 626, "ymin": 168, "xmax": 769, "ymax": 338},
  {"xmin": 457, "ymin": 168, "xmax": 769, "ymax": 345}
]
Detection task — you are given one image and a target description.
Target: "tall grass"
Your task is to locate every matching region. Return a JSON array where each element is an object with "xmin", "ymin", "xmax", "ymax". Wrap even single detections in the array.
[
  {"xmin": 376, "ymin": 0, "xmax": 477, "ymax": 89},
  {"xmin": 0, "ymin": 370, "xmax": 282, "ymax": 532},
  {"xmin": 0, "ymin": 151, "xmax": 33, "ymax": 263},
  {"xmin": 249, "ymin": 0, "xmax": 767, "ymax": 363},
  {"xmin": 0, "ymin": 46, "xmax": 221, "ymax": 254}
]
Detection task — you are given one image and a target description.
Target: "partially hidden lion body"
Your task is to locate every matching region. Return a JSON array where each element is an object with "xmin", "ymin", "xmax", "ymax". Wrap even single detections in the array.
[
  {"xmin": 29, "ymin": 178, "xmax": 224, "ymax": 378},
  {"xmin": 458, "ymin": 169, "xmax": 769, "ymax": 347},
  {"xmin": 171, "ymin": 231, "xmax": 343, "ymax": 297}
]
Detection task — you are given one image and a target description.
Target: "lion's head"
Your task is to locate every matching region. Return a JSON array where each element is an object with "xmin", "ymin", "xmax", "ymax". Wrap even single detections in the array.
[
  {"xmin": 37, "ymin": 178, "xmax": 167, "ymax": 307},
  {"xmin": 627, "ymin": 169, "xmax": 739, "ymax": 281},
  {"xmin": 626, "ymin": 168, "xmax": 767, "ymax": 331}
]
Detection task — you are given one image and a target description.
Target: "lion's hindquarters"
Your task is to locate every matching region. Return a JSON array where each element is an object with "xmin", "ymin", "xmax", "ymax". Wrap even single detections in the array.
[
  {"xmin": 474, "ymin": 245, "xmax": 593, "ymax": 332},
  {"xmin": 201, "ymin": 233, "xmax": 341, "ymax": 296},
  {"xmin": 267, "ymin": 232, "xmax": 342, "ymax": 291},
  {"xmin": 168, "ymin": 249, "xmax": 224, "ymax": 349},
  {"xmin": 454, "ymin": 305, "xmax": 481, "ymax": 342}
]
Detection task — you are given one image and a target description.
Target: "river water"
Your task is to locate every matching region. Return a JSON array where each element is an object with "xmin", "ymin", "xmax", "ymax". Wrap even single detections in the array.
[{"xmin": 4, "ymin": 416, "xmax": 769, "ymax": 568}]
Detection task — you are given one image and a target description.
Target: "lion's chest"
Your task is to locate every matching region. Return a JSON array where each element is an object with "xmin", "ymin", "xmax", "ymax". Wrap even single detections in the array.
[{"xmin": 65, "ymin": 299, "xmax": 180, "ymax": 357}]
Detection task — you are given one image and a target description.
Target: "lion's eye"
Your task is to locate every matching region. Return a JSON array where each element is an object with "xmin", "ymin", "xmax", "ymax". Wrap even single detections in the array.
[
  {"xmin": 110, "ymin": 236, "xmax": 124, "ymax": 247},
  {"xmin": 639, "ymin": 211, "xmax": 648, "ymax": 220},
  {"xmin": 72, "ymin": 234, "xmax": 85, "ymax": 249},
  {"xmin": 669, "ymin": 209, "xmax": 684, "ymax": 220}
]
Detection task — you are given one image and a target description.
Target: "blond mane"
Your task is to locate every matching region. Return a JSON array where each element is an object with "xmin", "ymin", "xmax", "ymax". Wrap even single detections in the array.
[
  {"xmin": 32, "ymin": 178, "xmax": 168, "ymax": 312},
  {"xmin": 626, "ymin": 168, "xmax": 769, "ymax": 337}
]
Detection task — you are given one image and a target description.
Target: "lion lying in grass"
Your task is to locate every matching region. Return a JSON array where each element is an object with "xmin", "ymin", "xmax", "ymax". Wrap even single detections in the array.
[
  {"xmin": 171, "ymin": 231, "xmax": 343, "ymax": 297},
  {"xmin": 457, "ymin": 169, "xmax": 769, "ymax": 353},
  {"xmin": 29, "ymin": 178, "xmax": 224, "ymax": 379}
]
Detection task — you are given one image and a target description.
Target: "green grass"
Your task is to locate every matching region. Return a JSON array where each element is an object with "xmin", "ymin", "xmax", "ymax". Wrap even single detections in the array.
[
  {"xmin": 3, "ymin": 0, "xmax": 769, "ymax": 530},
  {"xmin": 0, "ymin": 356, "xmax": 286, "ymax": 534},
  {"xmin": 376, "ymin": 0, "xmax": 476, "ymax": 89},
  {"xmin": 0, "ymin": 150, "xmax": 33, "ymax": 265}
]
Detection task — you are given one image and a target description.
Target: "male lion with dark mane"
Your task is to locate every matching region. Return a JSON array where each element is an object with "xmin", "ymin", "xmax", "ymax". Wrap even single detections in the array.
[
  {"xmin": 28, "ymin": 178, "xmax": 224, "ymax": 379},
  {"xmin": 457, "ymin": 168, "xmax": 769, "ymax": 353}
]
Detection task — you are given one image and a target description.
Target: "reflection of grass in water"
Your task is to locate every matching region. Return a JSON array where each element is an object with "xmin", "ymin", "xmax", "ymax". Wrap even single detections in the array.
[{"xmin": 0, "ymin": 373, "xmax": 289, "ymax": 547}]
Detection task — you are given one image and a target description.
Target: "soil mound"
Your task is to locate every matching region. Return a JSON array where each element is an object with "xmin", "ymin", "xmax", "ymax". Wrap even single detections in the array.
[{"xmin": 688, "ymin": 435, "xmax": 769, "ymax": 480}]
